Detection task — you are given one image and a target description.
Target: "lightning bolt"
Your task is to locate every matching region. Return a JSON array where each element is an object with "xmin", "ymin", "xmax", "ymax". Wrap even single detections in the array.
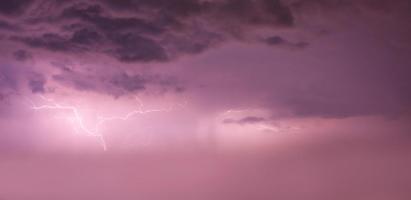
[{"xmin": 26, "ymin": 95, "xmax": 187, "ymax": 151}]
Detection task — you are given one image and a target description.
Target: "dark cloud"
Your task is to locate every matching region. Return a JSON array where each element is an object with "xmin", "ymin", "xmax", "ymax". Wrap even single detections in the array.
[
  {"xmin": 214, "ymin": 0, "xmax": 294, "ymax": 27},
  {"xmin": 28, "ymin": 72, "xmax": 46, "ymax": 93},
  {"xmin": 107, "ymin": 73, "xmax": 184, "ymax": 95},
  {"xmin": 265, "ymin": 36, "xmax": 286, "ymax": 45},
  {"xmin": 12, "ymin": 33, "xmax": 76, "ymax": 52},
  {"xmin": 103, "ymin": 0, "xmax": 206, "ymax": 16},
  {"xmin": 51, "ymin": 66, "xmax": 182, "ymax": 96},
  {"xmin": 102, "ymin": 0, "xmax": 294, "ymax": 26},
  {"xmin": 92, "ymin": 16, "xmax": 163, "ymax": 35},
  {"xmin": 50, "ymin": 61, "xmax": 73, "ymax": 72},
  {"xmin": 263, "ymin": 36, "xmax": 309, "ymax": 48},
  {"xmin": 108, "ymin": 33, "xmax": 168, "ymax": 62},
  {"xmin": 0, "ymin": 65, "xmax": 21, "ymax": 107},
  {"xmin": 163, "ymin": 30, "xmax": 223, "ymax": 55},
  {"xmin": 70, "ymin": 28, "xmax": 102, "ymax": 45},
  {"xmin": 12, "ymin": 30, "xmax": 166, "ymax": 62},
  {"xmin": 61, "ymin": 3, "xmax": 164, "ymax": 34},
  {"xmin": 5, "ymin": 0, "xmax": 409, "ymax": 64},
  {"xmin": 109, "ymin": 73, "xmax": 146, "ymax": 92},
  {"xmin": 0, "ymin": 65, "xmax": 48, "ymax": 97},
  {"xmin": 290, "ymin": 0, "xmax": 411, "ymax": 15},
  {"xmin": 13, "ymin": 31, "xmax": 166, "ymax": 63},
  {"xmin": 6, "ymin": 0, "xmax": 297, "ymax": 63},
  {"xmin": 1, "ymin": 0, "xmax": 409, "ymax": 120},
  {"xmin": 52, "ymin": 72, "xmax": 97, "ymax": 92},
  {"xmin": 0, "ymin": 65, "xmax": 19, "ymax": 92},
  {"xmin": 13, "ymin": 30, "xmax": 100, "ymax": 53},
  {"xmin": 0, "ymin": 0, "xmax": 33, "ymax": 16},
  {"xmin": 13, "ymin": 49, "xmax": 32, "ymax": 61},
  {"xmin": 260, "ymin": 0, "xmax": 294, "ymax": 26},
  {"xmin": 61, "ymin": 3, "xmax": 103, "ymax": 20},
  {"xmin": 0, "ymin": 20, "xmax": 20, "ymax": 31},
  {"xmin": 223, "ymin": 116, "xmax": 267, "ymax": 125}
]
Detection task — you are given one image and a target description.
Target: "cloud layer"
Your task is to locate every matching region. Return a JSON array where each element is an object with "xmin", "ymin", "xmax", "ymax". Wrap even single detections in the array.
[
  {"xmin": 0, "ymin": 0, "xmax": 410, "ymax": 119},
  {"xmin": 2, "ymin": 0, "xmax": 295, "ymax": 63}
]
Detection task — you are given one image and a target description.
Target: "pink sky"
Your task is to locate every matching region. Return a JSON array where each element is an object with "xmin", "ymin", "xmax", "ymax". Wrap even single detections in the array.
[{"xmin": 0, "ymin": 0, "xmax": 410, "ymax": 199}]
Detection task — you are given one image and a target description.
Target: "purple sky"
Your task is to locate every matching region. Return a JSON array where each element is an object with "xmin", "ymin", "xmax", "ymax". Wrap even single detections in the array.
[{"xmin": 0, "ymin": 0, "xmax": 410, "ymax": 199}]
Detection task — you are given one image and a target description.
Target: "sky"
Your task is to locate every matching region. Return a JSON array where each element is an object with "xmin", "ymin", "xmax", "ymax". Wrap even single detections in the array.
[{"xmin": 0, "ymin": 0, "xmax": 410, "ymax": 199}]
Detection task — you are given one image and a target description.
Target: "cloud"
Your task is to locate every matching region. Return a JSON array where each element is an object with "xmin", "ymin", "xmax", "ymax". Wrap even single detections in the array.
[
  {"xmin": 0, "ymin": 65, "xmax": 23, "ymax": 106},
  {"xmin": 61, "ymin": 3, "xmax": 164, "ymax": 34},
  {"xmin": 0, "ymin": 20, "xmax": 20, "ymax": 31},
  {"xmin": 0, "ymin": 65, "xmax": 20, "ymax": 92},
  {"xmin": 50, "ymin": 61, "xmax": 74, "ymax": 72},
  {"xmin": 70, "ymin": 28, "xmax": 102, "ymax": 45},
  {"xmin": 5, "ymin": 0, "xmax": 296, "ymax": 63},
  {"xmin": 13, "ymin": 49, "xmax": 32, "ymax": 61},
  {"xmin": 0, "ymin": 64, "xmax": 46, "ymax": 97},
  {"xmin": 223, "ymin": 116, "xmax": 267, "ymax": 125},
  {"xmin": 27, "ymin": 72, "xmax": 46, "ymax": 93},
  {"xmin": 0, "ymin": 0, "xmax": 33, "ymax": 16},
  {"xmin": 109, "ymin": 73, "xmax": 147, "ymax": 92},
  {"xmin": 263, "ymin": 36, "xmax": 309, "ymax": 48},
  {"xmin": 264, "ymin": 36, "xmax": 286, "ymax": 45},
  {"xmin": 108, "ymin": 33, "xmax": 168, "ymax": 62},
  {"xmin": 290, "ymin": 0, "xmax": 411, "ymax": 16},
  {"xmin": 0, "ymin": 0, "xmax": 409, "ymax": 120},
  {"xmin": 103, "ymin": 0, "xmax": 294, "ymax": 26},
  {"xmin": 51, "ymin": 65, "xmax": 183, "ymax": 96},
  {"xmin": 52, "ymin": 72, "xmax": 97, "ymax": 92},
  {"xmin": 12, "ymin": 33, "xmax": 78, "ymax": 52}
]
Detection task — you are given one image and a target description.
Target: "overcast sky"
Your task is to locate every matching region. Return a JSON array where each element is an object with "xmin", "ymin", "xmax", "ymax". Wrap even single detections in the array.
[{"xmin": 0, "ymin": 1, "xmax": 410, "ymax": 199}]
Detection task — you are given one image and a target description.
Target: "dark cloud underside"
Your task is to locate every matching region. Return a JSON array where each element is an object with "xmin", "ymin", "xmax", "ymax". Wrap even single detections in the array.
[
  {"xmin": 223, "ymin": 116, "xmax": 267, "ymax": 125},
  {"xmin": 0, "ymin": 0, "xmax": 33, "ymax": 15},
  {"xmin": 3, "ymin": 0, "xmax": 295, "ymax": 62},
  {"xmin": 0, "ymin": 0, "xmax": 410, "ymax": 120}
]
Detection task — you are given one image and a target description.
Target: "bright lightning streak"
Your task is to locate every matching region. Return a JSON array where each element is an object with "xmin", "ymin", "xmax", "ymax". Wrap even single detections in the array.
[{"xmin": 27, "ymin": 95, "xmax": 187, "ymax": 151}]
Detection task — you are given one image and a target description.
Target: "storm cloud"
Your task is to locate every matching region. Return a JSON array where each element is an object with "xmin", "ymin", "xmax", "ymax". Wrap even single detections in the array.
[
  {"xmin": 0, "ymin": 0, "xmax": 409, "ymax": 145},
  {"xmin": 1, "ymin": 0, "xmax": 298, "ymax": 63},
  {"xmin": 0, "ymin": 1, "xmax": 411, "ymax": 198}
]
